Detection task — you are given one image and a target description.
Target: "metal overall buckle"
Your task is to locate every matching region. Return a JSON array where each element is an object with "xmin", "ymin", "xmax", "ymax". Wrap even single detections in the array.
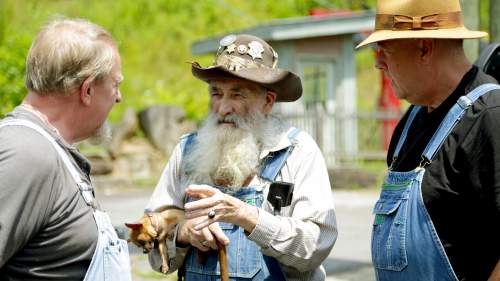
[{"xmin": 418, "ymin": 156, "xmax": 432, "ymax": 168}]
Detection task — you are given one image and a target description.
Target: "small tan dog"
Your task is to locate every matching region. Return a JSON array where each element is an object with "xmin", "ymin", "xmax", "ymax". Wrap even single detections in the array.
[
  {"xmin": 125, "ymin": 206, "xmax": 184, "ymax": 273},
  {"xmin": 125, "ymin": 206, "xmax": 228, "ymax": 281}
]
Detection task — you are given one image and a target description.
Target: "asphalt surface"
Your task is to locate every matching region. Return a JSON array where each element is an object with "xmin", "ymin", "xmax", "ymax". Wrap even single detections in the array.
[{"xmin": 97, "ymin": 188, "xmax": 378, "ymax": 281}]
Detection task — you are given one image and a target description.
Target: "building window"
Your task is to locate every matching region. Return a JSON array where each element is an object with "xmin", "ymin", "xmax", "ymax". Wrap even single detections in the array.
[{"xmin": 299, "ymin": 59, "xmax": 335, "ymax": 112}]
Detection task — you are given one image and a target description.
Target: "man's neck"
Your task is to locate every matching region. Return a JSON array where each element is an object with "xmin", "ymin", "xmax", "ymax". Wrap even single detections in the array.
[
  {"xmin": 425, "ymin": 61, "xmax": 472, "ymax": 112},
  {"xmin": 23, "ymin": 92, "xmax": 80, "ymax": 144}
]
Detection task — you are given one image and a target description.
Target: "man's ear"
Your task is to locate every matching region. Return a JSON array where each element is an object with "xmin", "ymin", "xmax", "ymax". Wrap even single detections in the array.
[
  {"xmin": 419, "ymin": 39, "xmax": 435, "ymax": 63},
  {"xmin": 263, "ymin": 90, "xmax": 277, "ymax": 114},
  {"xmin": 80, "ymin": 77, "xmax": 93, "ymax": 106}
]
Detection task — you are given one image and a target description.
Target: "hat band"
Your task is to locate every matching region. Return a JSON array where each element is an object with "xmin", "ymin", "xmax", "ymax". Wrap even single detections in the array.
[
  {"xmin": 215, "ymin": 54, "xmax": 272, "ymax": 72},
  {"xmin": 376, "ymin": 11, "xmax": 463, "ymax": 31}
]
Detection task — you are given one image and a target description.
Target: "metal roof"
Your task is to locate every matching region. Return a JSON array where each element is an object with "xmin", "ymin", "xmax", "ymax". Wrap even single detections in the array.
[{"xmin": 192, "ymin": 11, "xmax": 375, "ymax": 55}]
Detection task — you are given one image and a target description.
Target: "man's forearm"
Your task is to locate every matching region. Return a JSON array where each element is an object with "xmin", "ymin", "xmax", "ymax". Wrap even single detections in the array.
[{"xmin": 238, "ymin": 204, "xmax": 259, "ymax": 233}]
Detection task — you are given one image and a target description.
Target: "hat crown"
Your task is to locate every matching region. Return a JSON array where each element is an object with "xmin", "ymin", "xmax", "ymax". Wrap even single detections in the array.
[
  {"xmin": 214, "ymin": 34, "xmax": 278, "ymax": 71},
  {"xmin": 377, "ymin": 0, "xmax": 462, "ymax": 16}
]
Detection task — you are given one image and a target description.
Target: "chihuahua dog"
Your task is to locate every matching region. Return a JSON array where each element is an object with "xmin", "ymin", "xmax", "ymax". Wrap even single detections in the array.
[
  {"xmin": 125, "ymin": 206, "xmax": 228, "ymax": 281},
  {"xmin": 125, "ymin": 206, "xmax": 184, "ymax": 273}
]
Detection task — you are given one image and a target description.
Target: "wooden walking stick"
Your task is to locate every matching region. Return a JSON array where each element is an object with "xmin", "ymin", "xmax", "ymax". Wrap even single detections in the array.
[{"xmin": 217, "ymin": 241, "xmax": 229, "ymax": 281}]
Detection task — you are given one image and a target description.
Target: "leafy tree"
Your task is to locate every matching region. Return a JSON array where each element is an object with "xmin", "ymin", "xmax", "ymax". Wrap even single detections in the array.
[
  {"xmin": 7, "ymin": 0, "xmax": 477, "ymax": 122},
  {"xmin": 0, "ymin": 35, "xmax": 30, "ymax": 117}
]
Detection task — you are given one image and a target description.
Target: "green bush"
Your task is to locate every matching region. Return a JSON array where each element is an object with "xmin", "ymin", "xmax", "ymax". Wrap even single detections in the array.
[
  {"xmin": 0, "ymin": 35, "xmax": 30, "ymax": 117},
  {"xmin": 0, "ymin": 0, "xmax": 378, "ymax": 121}
]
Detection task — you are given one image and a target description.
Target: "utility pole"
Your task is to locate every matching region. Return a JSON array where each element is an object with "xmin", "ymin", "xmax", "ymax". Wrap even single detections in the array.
[
  {"xmin": 462, "ymin": 0, "xmax": 480, "ymax": 61},
  {"xmin": 491, "ymin": 0, "xmax": 500, "ymax": 42}
]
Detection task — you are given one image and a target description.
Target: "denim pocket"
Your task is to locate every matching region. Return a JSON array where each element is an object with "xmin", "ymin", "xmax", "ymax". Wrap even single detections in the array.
[
  {"xmin": 185, "ymin": 223, "xmax": 261, "ymax": 278},
  {"xmin": 372, "ymin": 189, "xmax": 409, "ymax": 271},
  {"xmin": 103, "ymin": 239, "xmax": 131, "ymax": 281}
]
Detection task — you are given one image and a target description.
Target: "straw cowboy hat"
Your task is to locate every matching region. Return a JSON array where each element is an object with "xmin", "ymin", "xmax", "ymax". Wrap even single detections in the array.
[
  {"xmin": 192, "ymin": 34, "xmax": 302, "ymax": 102},
  {"xmin": 357, "ymin": 0, "xmax": 488, "ymax": 48}
]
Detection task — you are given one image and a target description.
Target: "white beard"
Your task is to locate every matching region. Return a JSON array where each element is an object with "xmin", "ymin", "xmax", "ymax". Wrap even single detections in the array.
[{"xmin": 183, "ymin": 111, "xmax": 285, "ymax": 191}]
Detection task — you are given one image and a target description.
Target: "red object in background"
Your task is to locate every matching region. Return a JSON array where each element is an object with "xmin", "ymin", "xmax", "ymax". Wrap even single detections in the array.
[{"xmin": 375, "ymin": 49, "xmax": 401, "ymax": 150}]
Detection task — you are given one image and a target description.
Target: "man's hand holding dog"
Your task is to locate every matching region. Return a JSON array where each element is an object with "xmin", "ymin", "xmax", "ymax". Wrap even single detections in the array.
[
  {"xmin": 184, "ymin": 184, "xmax": 259, "ymax": 233},
  {"xmin": 177, "ymin": 217, "xmax": 229, "ymax": 251}
]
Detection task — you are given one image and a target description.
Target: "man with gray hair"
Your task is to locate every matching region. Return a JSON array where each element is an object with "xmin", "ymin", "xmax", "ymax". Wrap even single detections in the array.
[
  {"xmin": 357, "ymin": 0, "xmax": 500, "ymax": 280},
  {"xmin": 0, "ymin": 18, "xmax": 131, "ymax": 280},
  {"xmin": 146, "ymin": 34, "xmax": 337, "ymax": 280}
]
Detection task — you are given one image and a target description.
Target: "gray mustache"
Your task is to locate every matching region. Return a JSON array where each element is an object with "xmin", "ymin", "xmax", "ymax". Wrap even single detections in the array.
[{"xmin": 218, "ymin": 114, "xmax": 240, "ymax": 124}]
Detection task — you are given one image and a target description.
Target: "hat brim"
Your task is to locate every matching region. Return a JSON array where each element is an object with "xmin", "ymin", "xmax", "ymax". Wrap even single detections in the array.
[
  {"xmin": 192, "ymin": 63, "xmax": 302, "ymax": 102},
  {"xmin": 356, "ymin": 27, "xmax": 488, "ymax": 48}
]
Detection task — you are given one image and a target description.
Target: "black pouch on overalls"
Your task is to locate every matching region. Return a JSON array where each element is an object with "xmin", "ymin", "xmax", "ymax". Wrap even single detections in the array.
[{"xmin": 267, "ymin": 181, "xmax": 294, "ymax": 215}]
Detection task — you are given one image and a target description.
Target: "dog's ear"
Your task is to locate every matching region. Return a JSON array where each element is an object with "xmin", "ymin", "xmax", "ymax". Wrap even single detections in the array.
[{"xmin": 125, "ymin": 222, "xmax": 143, "ymax": 230}]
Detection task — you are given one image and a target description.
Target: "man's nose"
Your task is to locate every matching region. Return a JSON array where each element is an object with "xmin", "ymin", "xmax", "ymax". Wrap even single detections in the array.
[
  {"xmin": 375, "ymin": 59, "xmax": 387, "ymax": 71},
  {"xmin": 218, "ymin": 99, "xmax": 234, "ymax": 116},
  {"xmin": 115, "ymin": 90, "xmax": 122, "ymax": 103}
]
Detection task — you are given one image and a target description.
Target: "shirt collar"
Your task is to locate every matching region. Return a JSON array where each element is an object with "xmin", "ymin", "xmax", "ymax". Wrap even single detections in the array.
[{"xmin": 259, "ymin": 127, "xmax": 296, "ymax": 160}]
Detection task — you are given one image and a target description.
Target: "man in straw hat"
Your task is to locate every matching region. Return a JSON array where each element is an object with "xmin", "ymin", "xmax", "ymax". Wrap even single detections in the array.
[
  {"xmin": 358, "ymin": 0, "xmax": 500, "ymax": 280},
  {"xmin": 145, "ymin": 34, "xmax": 337, "ymax": 280}
]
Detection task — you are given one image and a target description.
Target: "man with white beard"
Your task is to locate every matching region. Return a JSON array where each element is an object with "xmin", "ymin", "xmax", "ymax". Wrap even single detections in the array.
[{"xmin": 146, "ymin": 34, "xmax": 337, "ymax": 281}]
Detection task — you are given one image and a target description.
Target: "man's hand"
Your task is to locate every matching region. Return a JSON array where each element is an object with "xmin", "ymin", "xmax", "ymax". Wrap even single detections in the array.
[
  {"xmin": 177, "ymin": 217, "xmax": 229, "ymax": 252},
  {"xmin": 184, "ymin": 184, "xmax": 259, "ymax": 233}
]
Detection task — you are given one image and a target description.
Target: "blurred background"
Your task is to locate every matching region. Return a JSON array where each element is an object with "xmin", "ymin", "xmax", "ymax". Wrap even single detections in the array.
[{"xmin": 1, "ymin": 0, "xmax": 498, "ymax": 280}]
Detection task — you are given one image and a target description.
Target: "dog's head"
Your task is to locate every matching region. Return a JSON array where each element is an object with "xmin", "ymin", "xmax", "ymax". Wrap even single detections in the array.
[{"xmin": 125, "ymin": 215, "xmax": 158, "ymax": 254}]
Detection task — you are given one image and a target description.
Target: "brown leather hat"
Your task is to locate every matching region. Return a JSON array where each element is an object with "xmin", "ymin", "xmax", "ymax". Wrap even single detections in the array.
[{"xmin": 192, "ymin": 34, "xmax": 302, "ymax": 102}]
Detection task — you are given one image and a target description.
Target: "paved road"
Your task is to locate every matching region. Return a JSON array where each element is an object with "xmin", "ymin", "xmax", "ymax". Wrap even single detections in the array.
[{"xmin": 97, "ymin": 188, "xmax": 378, "ymax": 281}]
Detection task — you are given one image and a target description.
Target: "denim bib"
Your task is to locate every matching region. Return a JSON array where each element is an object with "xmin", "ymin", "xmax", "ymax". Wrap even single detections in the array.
[
  {"xmin": 372, "ymin": 84, "xmax": 500, "ymax": 281},
  {"xmin": 180, "ymin": 128, "xmax": 300, "ymax": 280}
]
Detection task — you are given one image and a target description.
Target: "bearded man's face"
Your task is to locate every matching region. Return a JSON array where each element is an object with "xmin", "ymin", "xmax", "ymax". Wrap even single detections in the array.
[
  {"xmin": 182, "ymin": 78, "xmax": 280, "ymax": 190},
  {"xmin": 208, "ymin": 78, "xmax": 276, "ymax": 126}
]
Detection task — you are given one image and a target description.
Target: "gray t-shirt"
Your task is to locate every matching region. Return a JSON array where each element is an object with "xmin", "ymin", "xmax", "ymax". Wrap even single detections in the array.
[{"xmin": 0, "ymin": 107, "xmax": 98, "ymax": 280}]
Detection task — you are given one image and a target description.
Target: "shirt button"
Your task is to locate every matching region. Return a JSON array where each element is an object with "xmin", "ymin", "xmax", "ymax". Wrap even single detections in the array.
[{"xmin": 256, "ymin": 185, "xmax": 263, "ymax": 192}]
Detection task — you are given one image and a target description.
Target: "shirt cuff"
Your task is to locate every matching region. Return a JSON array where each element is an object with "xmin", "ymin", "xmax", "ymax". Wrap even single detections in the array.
[{"xmin": 247, "ymin": 208, "xmax": 281, "ymax": 248}]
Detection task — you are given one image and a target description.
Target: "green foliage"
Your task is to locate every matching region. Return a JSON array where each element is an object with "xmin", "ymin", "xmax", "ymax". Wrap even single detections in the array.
[
  {"xmin": 0, "ymin": 0, "xmax": 492, "ymax": 122},
  {"xmin": 0, "ymin": 35, "xmax": 31, "ymax": 117},
  {"xmin": 0, "ymin": 0, "xmax": 373, "ymax": 121}
]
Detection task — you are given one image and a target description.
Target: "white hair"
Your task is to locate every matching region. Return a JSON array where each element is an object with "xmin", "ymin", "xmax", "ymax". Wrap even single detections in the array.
[
  {"xmin": 183, "ymin": 111, "xmax": 287, "ymax": 190},
  {"xmin": 25, "ymin": 18, "xmax": 117, "ymax": 95}
]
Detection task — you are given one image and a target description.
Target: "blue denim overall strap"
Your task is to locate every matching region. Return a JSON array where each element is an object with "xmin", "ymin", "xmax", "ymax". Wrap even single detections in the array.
[
  {"xmin": 391, "ymin": 105, "xmax": 421, "ymax": 164},
  {"xmin": 391, "ymin": 83, "xmax": 500, "ymax": 167},
  {"xmin": 372, "ymin": 83, "xmax": 500, "ymax": 281},
  {"xmin": 260, "ymin": 127, "xmax": 300, "ymax": 181},
  {"xmin": 180, "ymin": 129, "xmax": 300, "ymax": 280},
  {"xmin": 421, "ymin": 83, "xmax": 500, "ymax": 164},
  {"xmin": 0, "ymin": 119, "xmax": 132, "ymax": 281}
]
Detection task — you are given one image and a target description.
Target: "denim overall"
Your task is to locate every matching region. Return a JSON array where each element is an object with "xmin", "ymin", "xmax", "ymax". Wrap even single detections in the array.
[
  {"xmin": 0, "ymin": 119, "xmax": 132, "ymax": 281},
  {"xmin": 372, "ymin": 83, "xmax": 500, "ymax": 281},
  {"xmin": 180, "ymin": 128, "xmax": 300, "ymax": 280}
]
